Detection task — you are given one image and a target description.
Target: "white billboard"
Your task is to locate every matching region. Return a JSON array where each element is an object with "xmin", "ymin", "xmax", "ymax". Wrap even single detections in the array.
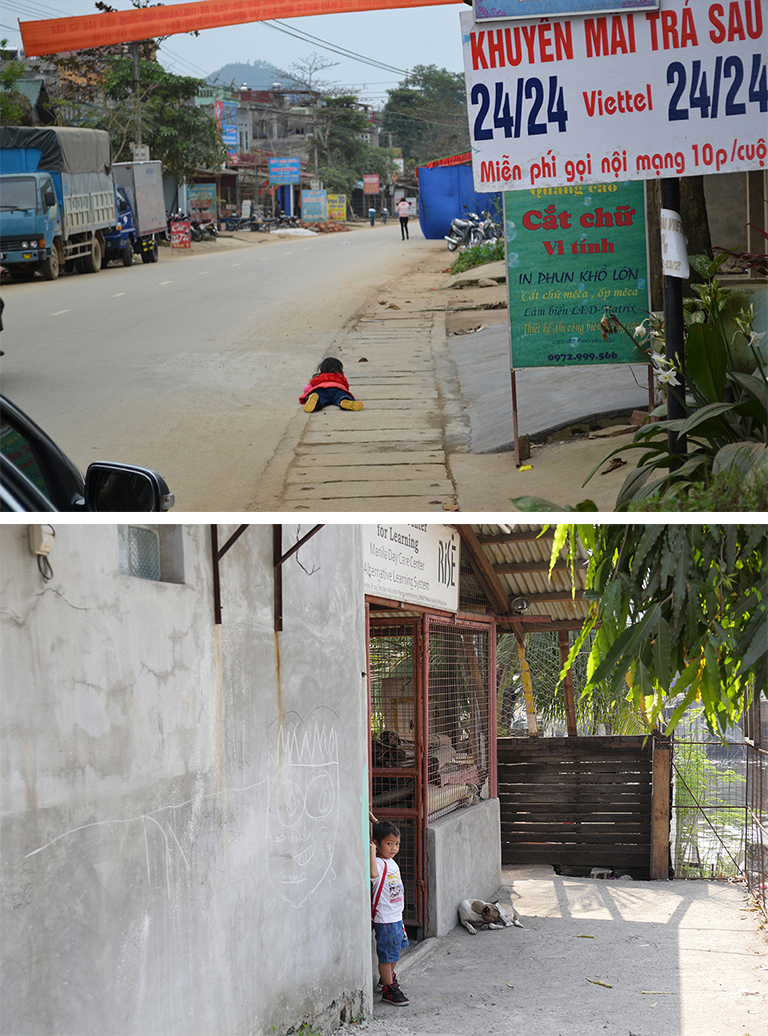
[
  {"xmin": 362, "ymin": 525, "xmax": 460, "ymax": 612},
  {"xmin": 461, "ymin": 0, "xmax": 767, "ymax": 191}
]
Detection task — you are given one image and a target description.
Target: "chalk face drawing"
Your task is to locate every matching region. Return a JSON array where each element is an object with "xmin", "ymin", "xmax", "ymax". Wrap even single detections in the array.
[{"xmin": 267, "ymin": 711, "xmax": 340, "ymax": 907}]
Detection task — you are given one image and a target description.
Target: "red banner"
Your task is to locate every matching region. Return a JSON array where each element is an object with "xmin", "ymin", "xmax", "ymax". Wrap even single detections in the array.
[{"xmin": 21, "ymin": 0, "xmax": 461, "ymax": 57}]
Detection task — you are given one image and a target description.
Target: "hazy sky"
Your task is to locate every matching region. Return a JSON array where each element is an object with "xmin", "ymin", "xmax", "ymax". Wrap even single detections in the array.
[{"xmin": 2, "ymin": 0, "xmax": 467, "ymax": 107}]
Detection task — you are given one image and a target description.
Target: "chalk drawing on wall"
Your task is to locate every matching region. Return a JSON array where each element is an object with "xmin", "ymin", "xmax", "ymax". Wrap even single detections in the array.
[{"xmin": 266, "ymin": 709, "xmax": 340, "ymax": 907}]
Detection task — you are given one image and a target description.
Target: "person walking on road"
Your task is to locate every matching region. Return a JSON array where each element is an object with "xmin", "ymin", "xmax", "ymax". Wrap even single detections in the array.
[{"xmin": 397, "ymin": 197, "xmax": 411, "ymax": 240}]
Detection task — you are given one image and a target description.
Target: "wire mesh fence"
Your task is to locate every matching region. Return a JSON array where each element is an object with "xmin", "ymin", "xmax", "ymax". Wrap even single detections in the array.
[
  {"xmin": 369, "ymin": 622, "xmax": 422, "ymax": 928},
  {"xmin": 496, "ymin": 629, "xmax": 647, "ymax": 737},
  {"xmin": 427, "ymin": 622, "xmax": 490, "ymax": 819},
  {"xmin": 668, "ymin": 707, "xmax": 751, "ymax": 882},
  {"xmin": 744, "ymin": 696, "xmax": 767, "ymax": 912}
]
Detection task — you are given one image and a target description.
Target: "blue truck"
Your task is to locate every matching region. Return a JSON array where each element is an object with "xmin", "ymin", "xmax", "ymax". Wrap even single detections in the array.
[
  {"xmin": 0, "ymin": 125, "xmax": 119, "ymax": 281},
  {"xmin": 102, "ymin": 160, "xmax": 166, "ymax": 267}
]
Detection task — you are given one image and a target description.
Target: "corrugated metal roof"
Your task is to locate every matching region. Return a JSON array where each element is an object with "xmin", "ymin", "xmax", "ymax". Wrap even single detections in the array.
[{"xmin": 460, "ymin": 524, "xmax": 590, "ymax": 629}]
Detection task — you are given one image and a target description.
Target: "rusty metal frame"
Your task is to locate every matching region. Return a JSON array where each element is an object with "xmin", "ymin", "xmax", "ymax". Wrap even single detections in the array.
[{"xmin": 210, "ymin": 524, "xmax": 324, "ymax": 628}]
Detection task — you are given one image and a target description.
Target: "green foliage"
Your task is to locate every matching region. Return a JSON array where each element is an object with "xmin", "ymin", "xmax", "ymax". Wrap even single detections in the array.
[
  {"xmin": 550, "ymin": 524, "xmax": 767, "ymax": 737},
  {"xmin": 623, "ymin": 466, "xmax": 768, "ymax": 512},
  {"xmin": 449, "ymin": 239, "xmax": 504, "ymax": 275},
  {"xmin": 101, "ymin": 57, "xmax": 228, "ymax": 181},
  {"xmin": 41, "ymin": 49, "xmax": 228, "ymax": 182},
  {"xmin": 313, "ymin": 96, "xmax": 397, "ymax": 191},
  {"xmin": 496, "ymin": 630, "xmax": 647, "ymax": 736},
  {"xmin": 591, "ymin": 259, "xmax": 767, "ymax": 509},
  {"xmin": 0, "ymin": 40, "xmax": 32, "ymax": 125},
  {"xmin": 382, "ymin": 65, "xmax": 469, "ymax": 168}
]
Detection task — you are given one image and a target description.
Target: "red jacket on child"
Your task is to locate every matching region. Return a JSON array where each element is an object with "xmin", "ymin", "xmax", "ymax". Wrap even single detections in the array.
[{"xmin": 299, "ymin": 371, "xmax": 355, "ymax": 404}]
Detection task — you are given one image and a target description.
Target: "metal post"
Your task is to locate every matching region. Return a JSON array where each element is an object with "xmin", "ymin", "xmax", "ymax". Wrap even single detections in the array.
[
  {"xmin": 511, "ymin": 369, "xmax": 520, "ymax": 468},
  {"xmin": 660, "ymin": 177, "xmax": 686, "ymax": 461},
  {"xmin": 131, "ymin": 42, "xmax": 141, "ymax": 148}
]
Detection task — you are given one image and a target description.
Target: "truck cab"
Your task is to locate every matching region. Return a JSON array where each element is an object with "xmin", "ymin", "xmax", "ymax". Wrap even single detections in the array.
[
  {"xmin": 0, "ymin": 171, "xmax": 61, "ymax": 280},
  {"xmin": 0, "ymin": 126, "xmax": 118, "ymax": 281},
  {"xmin": 102, "ymin": 186, "xmax": 138, "ymax": 267}
]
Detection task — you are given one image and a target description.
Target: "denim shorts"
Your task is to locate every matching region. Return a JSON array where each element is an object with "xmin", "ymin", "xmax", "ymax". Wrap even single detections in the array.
[{"xmin": 373, "ymin": 921, "xmax": 409, "ymax": 963}]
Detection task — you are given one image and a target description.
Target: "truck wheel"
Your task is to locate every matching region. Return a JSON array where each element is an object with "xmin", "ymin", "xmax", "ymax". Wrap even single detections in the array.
[
  {"xmin": 149, "ymin": 241, "xmax": 158, "ymax": 262},
  {"xmin": 41, "ymin": 247, "xmax": 60, "ymax": 281},
  {"xmin": 122, "ymin": 244, "xmax": 134, "ymax": 267},
  {"xmin": 81, "ymin": 236, "xmax": 102, "ymax": 274}
]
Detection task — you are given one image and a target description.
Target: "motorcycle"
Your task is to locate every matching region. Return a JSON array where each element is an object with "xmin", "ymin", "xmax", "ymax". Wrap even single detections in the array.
[
  {"xmin": 444, "ymin": 208, "xmax": 485, "ymax": 251},
  {"xmin": 167, "ymin": 212, "xmax": 203, "ymax": 242},
  {"xmin": 479, "ymin": 210, "xmax": 502, "ymax": 243}
]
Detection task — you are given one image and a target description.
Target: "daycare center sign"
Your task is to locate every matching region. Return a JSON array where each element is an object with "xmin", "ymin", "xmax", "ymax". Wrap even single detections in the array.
[
  {"xmin": 461, "ymin": 0, "xmax": 767, "ymax": 192},
  {"xmin": 362, "ymin": 524, "xmax": 460, "ymax": 613},
  {"xmin": 504, "ymin": 179, "xmax": 649, "ymax": 367}
]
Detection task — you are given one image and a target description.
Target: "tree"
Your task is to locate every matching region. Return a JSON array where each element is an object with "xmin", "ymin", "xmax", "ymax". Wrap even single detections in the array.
[
  {"xmin": 551, "ymin": 524, "xmax": 766, "ymax": 736},
  {"xmin": 101, "ymin": 57, "xmax": 228, "ymax": 181},
  {"xmin": 0, "ymin": 41, "xmax": 34, "ymax": 125},
  {"xmin": 382, "ymin": 64, "xmax": 469, "ymax": 168}
]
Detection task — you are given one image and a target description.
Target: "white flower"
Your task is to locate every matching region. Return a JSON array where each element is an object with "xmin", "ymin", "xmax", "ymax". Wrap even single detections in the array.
[
  {"xmin": 655, "ymin": 368, "xmax": 680, "ymax": 386},
  {"xmin": 747, "ymin": 330, "xmax": 766, "ymax": 349},
  {"xmin": 634, "ymin": 323, "xmax": 648, "ymax": 339},
  {"xmin": 650, "ymin": 351, "xmax": 668, "ymax": 366}
]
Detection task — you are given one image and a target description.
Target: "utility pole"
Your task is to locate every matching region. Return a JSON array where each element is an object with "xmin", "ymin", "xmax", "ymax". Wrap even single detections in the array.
[{"xmin": 130, "ymin": 42, "xmax": 141, "ymax": 148}]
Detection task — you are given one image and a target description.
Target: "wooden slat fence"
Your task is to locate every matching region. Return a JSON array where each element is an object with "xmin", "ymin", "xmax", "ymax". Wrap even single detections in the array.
[{"xmin": 498, "ymin": 736, "xmax": 655, "ymax": 877}]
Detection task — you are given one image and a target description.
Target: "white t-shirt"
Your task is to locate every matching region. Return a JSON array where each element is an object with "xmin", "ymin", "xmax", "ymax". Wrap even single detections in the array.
[
  {"xmin": 397, "ymin": 201, "xmax": 410, "ymax": 218},
  {"xmin": 372, "ymin": 857, "xmax": 404, "ymax": 924}
]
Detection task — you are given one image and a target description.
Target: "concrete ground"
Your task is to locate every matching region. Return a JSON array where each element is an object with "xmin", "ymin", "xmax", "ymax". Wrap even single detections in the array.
[
  {"xmin": 249, "ymin": 234, "xmax": 649, "ymax": 512},
  {"xmin": 350, "ymin": 865, "xmax": 767, "ymax": 1036}
]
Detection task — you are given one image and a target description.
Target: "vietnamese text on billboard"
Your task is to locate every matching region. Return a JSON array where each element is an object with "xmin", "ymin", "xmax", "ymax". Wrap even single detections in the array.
[
  {"xmin": 269, "ymin": 157, "xmax": 301, "ymax": 184},
  {"xmin": 461, "ymin": 0, "xmax": 767, "ymax": 191},
  {"xmin": 505, "ymin": 179, "xmax": 649, "ymax": 367}
]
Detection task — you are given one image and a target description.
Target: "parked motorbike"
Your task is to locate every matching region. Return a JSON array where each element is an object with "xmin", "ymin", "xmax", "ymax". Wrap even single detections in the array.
[
  {"xmin": 200, "ymin": 220, "xmax": 218, "ymax": 238},
  {"xmin": 167, "ymin": 212, "xmax": 204, "ymax": 242},
  {"xmin": 445, "ymin": 208, "xmax": 485, "ymax": 251},
  {"xmin": 479, "ymin": 210, "xmax": 502, "ymax": 243}
]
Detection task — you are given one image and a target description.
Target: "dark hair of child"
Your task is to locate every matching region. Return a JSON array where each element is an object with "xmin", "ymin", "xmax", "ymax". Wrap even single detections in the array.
[
  {"xmin": 318, "ymin": 357, "xmax": 344, "ymax": 375},
  {"xmin": 372, "ymin": 820, "xmax": 400, "ymax": 842}
]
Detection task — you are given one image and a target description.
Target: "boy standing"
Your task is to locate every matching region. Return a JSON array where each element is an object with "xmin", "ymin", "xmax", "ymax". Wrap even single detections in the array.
[{"xmin": 370, "ymin": 821, "xmax": 409, "ymax": 1006}]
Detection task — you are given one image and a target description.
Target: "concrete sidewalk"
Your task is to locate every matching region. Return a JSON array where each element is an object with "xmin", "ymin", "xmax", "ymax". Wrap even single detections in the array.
[
  {"xmin": 354, "ymin": 865, "xmax": 767, "ymax": 1036},
  {"xmin": 257, "ymin": 240, "xmax": 650, "ymax": 512}
]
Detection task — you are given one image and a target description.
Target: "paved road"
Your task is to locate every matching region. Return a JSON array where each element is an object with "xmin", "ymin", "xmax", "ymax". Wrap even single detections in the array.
[{"xmin": 0, "ymin": 226, "xmax": 422, "ymax": 511}]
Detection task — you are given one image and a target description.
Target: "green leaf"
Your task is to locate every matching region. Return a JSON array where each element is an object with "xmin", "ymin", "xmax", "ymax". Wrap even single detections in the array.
[
  {"xmin": 686, "ymin": 322, "xmax": 728, "ymax": 403},
  {"xmin": 730, "ymin": 371, "xmax": 768, "ymax": 415},
  {"xmin": 510, "ymin": 496, "xmax": 576, "ymax": 511},
  {"xmin": 589, "ymin": 603, "xmax": 662, "ymax": 688},
  {"xmin": 712, "ymin": 442, "xmax": 768, "ymax": 478},
  {"xmin": 653, "ymin": 615, "xmax": 672, "ymax": 691},
  {"xmin": 677, "ymin": 401, "xmax": 737, "ymax": 435}
]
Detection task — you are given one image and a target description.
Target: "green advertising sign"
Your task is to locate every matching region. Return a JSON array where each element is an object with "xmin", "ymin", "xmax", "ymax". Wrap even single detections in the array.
[{"xmin": 504, "ymin": 181, "xmax": 650, "ymax": 369}]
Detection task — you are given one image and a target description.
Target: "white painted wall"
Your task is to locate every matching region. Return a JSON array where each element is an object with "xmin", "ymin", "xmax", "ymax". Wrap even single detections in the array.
[{"xmin": 0, "ymin": 523, "xmax": 371, "ymax": 1036}]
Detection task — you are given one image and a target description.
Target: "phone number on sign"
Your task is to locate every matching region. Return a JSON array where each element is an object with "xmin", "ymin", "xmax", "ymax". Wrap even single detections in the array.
[{"xmin": 547, "ymin": 352, "xmax": 619, "ymax": 362}]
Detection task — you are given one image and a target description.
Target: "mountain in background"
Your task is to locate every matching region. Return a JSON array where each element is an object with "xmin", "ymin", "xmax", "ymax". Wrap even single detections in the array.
[{"xmin": 207, "ymin": 60, "xmax": 302, "ymax": 90}]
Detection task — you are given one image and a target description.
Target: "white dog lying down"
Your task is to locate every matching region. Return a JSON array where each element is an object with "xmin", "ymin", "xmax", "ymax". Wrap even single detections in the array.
[{"xmin": 458, "ymin": 899, "xmax": 524, "ymax": 934}]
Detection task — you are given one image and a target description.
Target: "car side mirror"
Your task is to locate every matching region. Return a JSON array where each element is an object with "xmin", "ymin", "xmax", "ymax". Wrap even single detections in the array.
[
  {"xmin": 44, "ymin": 190, "xmax": 55, "ymax": 208},
  {"xmin": 84, "ymin": 462, "xmax": 174, "ymax": 512}
]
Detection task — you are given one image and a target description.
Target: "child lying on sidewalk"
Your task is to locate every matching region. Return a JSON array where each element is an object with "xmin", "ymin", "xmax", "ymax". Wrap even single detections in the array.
[{"xmin": 300, "ymin": 357, "xmax": 364, "ymax": 412}]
